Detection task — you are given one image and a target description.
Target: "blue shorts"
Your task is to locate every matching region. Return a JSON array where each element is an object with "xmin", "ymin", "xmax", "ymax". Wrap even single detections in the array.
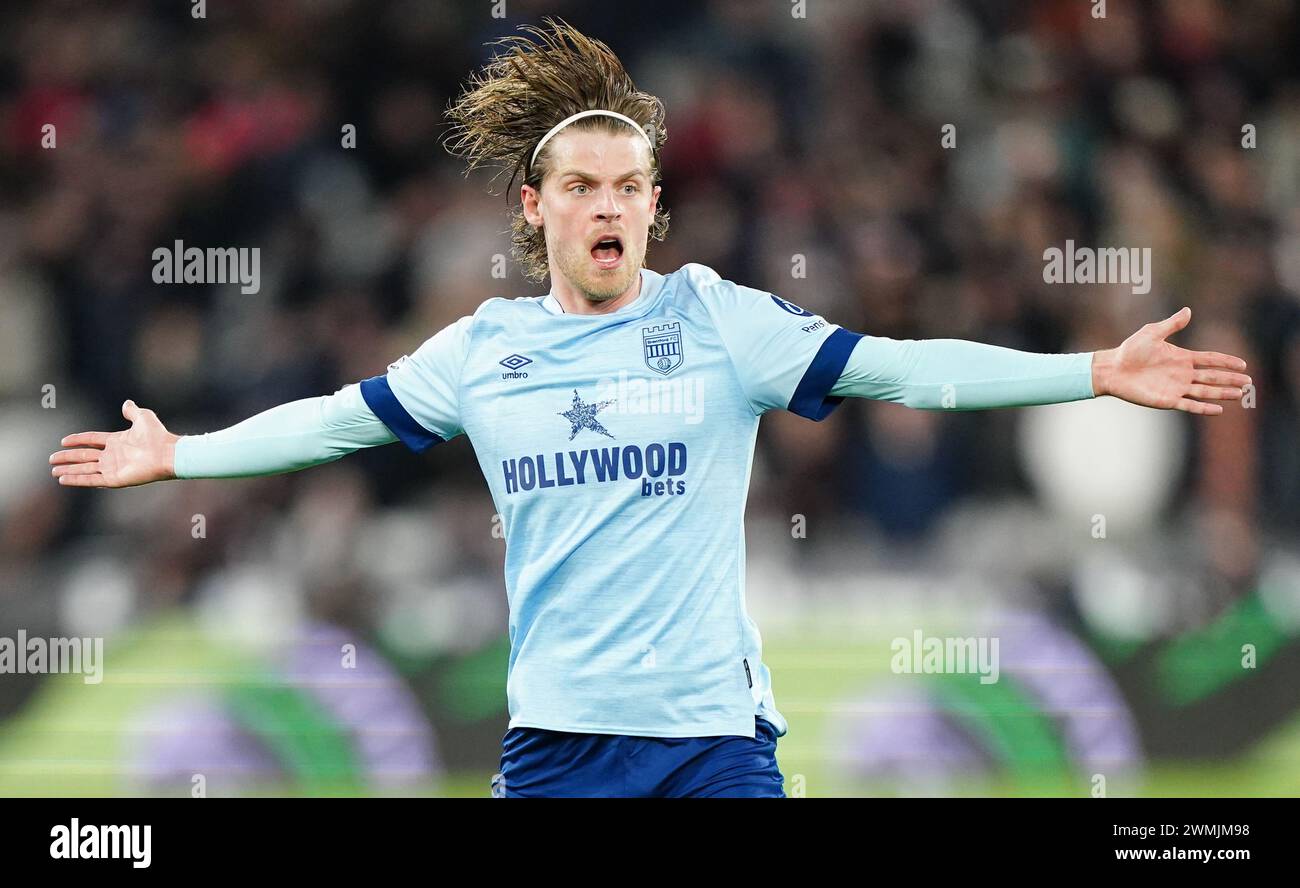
[{"xmin": 492, "ymin": 717, "xmax": 786, "ymax": 798}]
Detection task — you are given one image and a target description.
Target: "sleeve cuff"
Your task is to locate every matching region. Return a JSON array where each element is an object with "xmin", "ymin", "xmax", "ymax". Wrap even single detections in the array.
[
  {"xmin": 359, "ymin": 376, "xmax": 445, "ymax": 453},
  {"xmin": 173, "ymin": 436, "xmax": 194, "ymax": 479}
]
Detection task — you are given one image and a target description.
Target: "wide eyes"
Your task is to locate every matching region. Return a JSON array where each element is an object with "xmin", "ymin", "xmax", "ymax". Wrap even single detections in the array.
[{"xmin": 569, "ymin": 183, "xmax": 639, "ymax": 195}]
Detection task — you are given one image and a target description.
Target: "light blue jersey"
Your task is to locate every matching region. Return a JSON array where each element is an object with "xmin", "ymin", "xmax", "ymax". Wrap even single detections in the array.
[
  {"xmin": 174, "ymin": 261, "xmax": 1095, "ymax": 739},
  {"xmin": 359, "ymin": 264, "xmax": 860, "ymax": 738}
]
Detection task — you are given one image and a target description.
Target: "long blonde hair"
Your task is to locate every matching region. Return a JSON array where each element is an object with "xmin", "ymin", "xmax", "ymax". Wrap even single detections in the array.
[{"xmin": 443, "ymin": 17, "xmax": 670, "ymax": 282}]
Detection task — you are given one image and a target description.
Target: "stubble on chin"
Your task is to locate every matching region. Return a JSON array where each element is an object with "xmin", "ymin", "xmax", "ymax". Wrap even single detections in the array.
[{"xmin": 557, "ymin": 246, "xmax": 639, "ymax": 302}]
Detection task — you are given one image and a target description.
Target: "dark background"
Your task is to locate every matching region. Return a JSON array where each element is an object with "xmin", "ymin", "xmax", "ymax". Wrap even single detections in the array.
[{"xmin": 1, "ymin": 0, "xmax": 1298, "ymax": 796}]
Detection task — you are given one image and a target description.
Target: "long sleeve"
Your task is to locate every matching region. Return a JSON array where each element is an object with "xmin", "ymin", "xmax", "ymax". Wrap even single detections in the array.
[
  {"xmin": 173, "ymin": 382, "xmax": 398, "ymax": 479},
  {"xmin": 829, "ymin": 335, "xmax": 1096, "ymax": 410}
]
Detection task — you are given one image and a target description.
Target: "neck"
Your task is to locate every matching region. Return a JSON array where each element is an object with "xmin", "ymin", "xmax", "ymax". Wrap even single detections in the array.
[{"xmin": 551, "ymin": 269, "xmax": 643, "ymax": 315}]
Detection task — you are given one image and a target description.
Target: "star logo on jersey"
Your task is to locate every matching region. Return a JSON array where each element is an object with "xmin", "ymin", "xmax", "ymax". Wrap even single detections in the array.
[{"xmin": 558, "ymin": 389, "xmax": 616, "ymax": 440}]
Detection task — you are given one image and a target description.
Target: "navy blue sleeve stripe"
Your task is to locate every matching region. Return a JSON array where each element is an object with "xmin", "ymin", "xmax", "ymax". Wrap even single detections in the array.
[
  {"xmin": 787, "ymin": 328, "xmax": 864, "ymax": 421},
  {"xmin": 359, "ymin": 375, "xmax": 445, "ymax": 453}
]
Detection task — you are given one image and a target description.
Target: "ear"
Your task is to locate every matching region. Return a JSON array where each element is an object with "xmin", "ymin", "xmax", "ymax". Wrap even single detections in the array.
[
  {"xmin": 651, "ymin": 184, "xmax": 661, "ymax": 212},
  {"xmin": 521, "ymin": 183, "xmax": 544, "ymax": 228}
]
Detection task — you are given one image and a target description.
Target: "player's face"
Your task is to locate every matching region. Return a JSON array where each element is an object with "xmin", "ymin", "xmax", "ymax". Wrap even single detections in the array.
[{"xmin": 524, "ymin": 130, "xmax": 661, "ymax": 303}]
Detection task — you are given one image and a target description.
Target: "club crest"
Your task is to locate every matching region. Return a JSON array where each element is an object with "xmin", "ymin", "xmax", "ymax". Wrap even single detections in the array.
[{"xmin": 642, "ymin": 322, "xmax": 684, "ymax": 375}]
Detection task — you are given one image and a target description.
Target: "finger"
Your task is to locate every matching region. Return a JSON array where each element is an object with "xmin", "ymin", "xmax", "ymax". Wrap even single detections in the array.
[
  {"xmin": 1192, "ymin": 369, "xmax": 1252, "ymax": 388},
  {"xmin": 1175, "ymin": 398, "xmax": 1224, "ymax": 415},
  {"xmin": 1152, "ymin": 306, "xmax": 1191, "ymax": 338},
  {"xmin": 122, "ymin": 399, "xmax": 139, "ymax": 422},
  {"xmin": 1192, "ymin": 351, "xmax": 1248, "ymax": 371},
  {"xmin": 52, "ymin": 462, "xmax": 102, "ymax": 477},
  {"xmin": 49, "ymin": 449, "xmax": 102, "ymax": 466},
  {"xmin": 59, "ymin": 432, "xmax": 109, "ymax": 448},
  {"xmin": 1187, "ymin": 384, "xmax": 1244, "ymax": 401},
  {"xmin": 56, "ymin": 472, "xmax": 108, "ymax": 487}
]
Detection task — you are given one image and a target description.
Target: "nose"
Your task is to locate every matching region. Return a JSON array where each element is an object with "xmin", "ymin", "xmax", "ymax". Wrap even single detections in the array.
[{"xmin": 593, "ymin": 185, "xmax": 623, "ymax": 221}]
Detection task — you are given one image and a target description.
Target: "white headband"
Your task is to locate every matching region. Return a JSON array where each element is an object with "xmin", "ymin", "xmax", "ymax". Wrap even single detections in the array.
[{"xmin": 530, "ymin": 109, "xmax": 654, "ymax": 169}]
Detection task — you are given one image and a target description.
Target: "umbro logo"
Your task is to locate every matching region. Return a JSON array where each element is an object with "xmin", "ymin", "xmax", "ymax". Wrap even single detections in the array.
[{"xmin": 500, "ymin": 354, "xmax": 532, "ymax": 379}]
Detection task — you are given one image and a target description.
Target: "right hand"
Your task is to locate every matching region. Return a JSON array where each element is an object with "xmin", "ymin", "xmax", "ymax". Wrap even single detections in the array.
[{"xmin": 49, "ymin": 400, "xmax": 180, "ymax": 488}]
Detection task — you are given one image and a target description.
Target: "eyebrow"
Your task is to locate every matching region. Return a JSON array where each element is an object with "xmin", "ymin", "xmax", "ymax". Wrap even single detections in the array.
[{"xmin": 555, "ymin": 169, "xmax": 649, "ymax": 182}]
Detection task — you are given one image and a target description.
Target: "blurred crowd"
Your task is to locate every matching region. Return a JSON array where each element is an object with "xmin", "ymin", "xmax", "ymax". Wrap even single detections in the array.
[{"xmin": 2, "ymin": 0, "xmax": 1299, "ymax": 791}]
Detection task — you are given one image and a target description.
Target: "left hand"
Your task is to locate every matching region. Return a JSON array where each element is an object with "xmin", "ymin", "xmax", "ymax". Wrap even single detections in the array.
[{"xmin": 1092, "ymin": 307, "xmax": 1250, "ymax": 415}]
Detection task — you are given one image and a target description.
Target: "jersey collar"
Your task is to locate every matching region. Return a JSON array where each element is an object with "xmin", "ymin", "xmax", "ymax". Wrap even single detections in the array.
[{"xmin": 541, "ymin": 268, "xmax": 664, "ymax": 317}]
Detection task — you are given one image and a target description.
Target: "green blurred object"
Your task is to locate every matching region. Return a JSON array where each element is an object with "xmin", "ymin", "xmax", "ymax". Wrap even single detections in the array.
[
  {"xmin": 4, "ymin": 617, "xmax": 1300, "ymax": 797},
  {"xmin": 1156, "ymin": 590, "xmax": 1292, "ymax": 706},
  {"xmin": 437, "ymin": 633, "xmax": 510, "ymax": 723},
  {"xmin": 0, "ymin": 612, "xmax": 364, "ymax": 796},
  {"xmin": 224, "ymin": 681, "xmax": 361, "ymax": 796},
  {"xmin": 930, "ymin": 673, "xmax": 1074, "ymax": 794}
]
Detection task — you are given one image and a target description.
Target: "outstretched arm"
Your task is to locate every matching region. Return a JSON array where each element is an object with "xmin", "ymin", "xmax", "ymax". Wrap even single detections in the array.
[
  {"xmin": 1087, "ymin": 307, "xmax": 1249, "ymax": 415},
  {"xmin": 49, "ymin": 384, "xmax": 396, "ymax": 488},
  {"xmin": 49, "ymin": 315, "xmax": 472, "ymax": 489},
  {"xmin": 831, "ymin": 307, "xmax": 1249, "ymax": 415}
]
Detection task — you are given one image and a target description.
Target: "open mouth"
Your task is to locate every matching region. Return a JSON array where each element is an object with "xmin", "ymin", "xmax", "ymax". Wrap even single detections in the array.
[{"xmin": 590, "ymin": 235, "xmax": 624, "ymax": 268}]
